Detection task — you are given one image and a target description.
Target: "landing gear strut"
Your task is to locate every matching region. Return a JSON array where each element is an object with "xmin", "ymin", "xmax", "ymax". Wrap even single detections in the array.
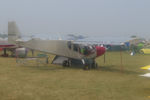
[
  {"xmin": 2, "ymin": 48, "xmax": 8, "ymax": 57},
  {"xmin": 62, "ymin": 59, "xmax": 71, "ymax": 67},
  {"xmin": 83, "ymin": 58, "xmax": 98, "ymax": 70}
]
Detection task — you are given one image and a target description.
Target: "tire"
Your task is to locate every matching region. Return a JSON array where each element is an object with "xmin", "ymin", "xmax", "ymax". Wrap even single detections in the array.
[
  {"xmin": 62, "ymin": 60, "xmax": 70, "ymax": 67},
  {"xmin": 83, "ymin": 65, "xmax": 88, "ymax": 70},
  {"xmin": 95, "ymin": 63, "xmax": 98, "ymax": 69},
  {"xmin": 62, "ymin": 60, "xmax": 67, "ymax": 67}
]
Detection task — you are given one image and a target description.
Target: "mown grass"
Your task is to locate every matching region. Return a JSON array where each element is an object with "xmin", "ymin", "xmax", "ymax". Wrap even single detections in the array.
[{"xmin": 0, "ymin": 51, "xmax": 150, "ymax": 100}]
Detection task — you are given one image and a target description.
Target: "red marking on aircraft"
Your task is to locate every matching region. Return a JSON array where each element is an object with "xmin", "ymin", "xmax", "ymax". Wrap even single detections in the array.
[
  {"xmin": 0, "ymin": 45, "xmax": 15, "ymax": 48},
  {"xmin": 96, "ymin": 46, "xmax": 106, "ymax": 57}
]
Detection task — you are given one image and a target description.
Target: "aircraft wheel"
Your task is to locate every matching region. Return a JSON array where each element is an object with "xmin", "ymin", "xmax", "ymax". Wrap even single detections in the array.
[
  {"xmin": 90, "ymin": 61, "xmax": 97, "ymax": 69},
  {"xmin": 95, "ymin": 63, "xmax": 98, "ymax": 69},
  {"xmin": 62, "ymin": 60, "xmax": 67, "ymax": 67},
  {"xmin": 83, "ymin": 65, "xmax": 89, "ymax": 70},
  {"xmin": 88, "ymin": 64, "xmax": 92, "ymax": 70},
  {"xmin": 62, "ymin": 60, "xmax": 70, "ymax": 67}
]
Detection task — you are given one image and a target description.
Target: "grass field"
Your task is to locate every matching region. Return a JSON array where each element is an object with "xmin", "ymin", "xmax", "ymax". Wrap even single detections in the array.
[{"xmin": 0, "ymin": 51, "xmax": 150, "ymax": 100}]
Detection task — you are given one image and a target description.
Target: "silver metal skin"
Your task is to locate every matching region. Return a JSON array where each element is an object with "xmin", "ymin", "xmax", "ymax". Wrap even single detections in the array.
[{"xmin": 8, "ymin": 21, "xmax": 97, "ymax": 60}]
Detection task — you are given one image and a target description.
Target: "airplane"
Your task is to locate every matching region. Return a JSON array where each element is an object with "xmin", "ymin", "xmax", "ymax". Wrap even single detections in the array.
[
  {"xmin": 8, "ymin": 21, "xmax": 106, "ymax": 69},
  {"xmin": 140, "ymin": 65, "xmax": 150, "ymax": 78},
  {"xmin": 0, "ymin": 37, "xmax": 16, "ymax": 57}
]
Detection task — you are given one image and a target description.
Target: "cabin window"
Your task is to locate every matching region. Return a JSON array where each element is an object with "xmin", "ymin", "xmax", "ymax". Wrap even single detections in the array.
[
  {"xmin": 67, "ymin": 41, "xmax": 71, "ymax": 49},
  {"xmin": 73, "ymin": 44, "xmax": 79, "ymax": 52}
]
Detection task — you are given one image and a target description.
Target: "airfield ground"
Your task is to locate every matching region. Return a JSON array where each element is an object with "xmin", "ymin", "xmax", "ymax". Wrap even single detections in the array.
[{"xmin": 0, "ymin": 51, "xmax": 150, "ymax": 100}]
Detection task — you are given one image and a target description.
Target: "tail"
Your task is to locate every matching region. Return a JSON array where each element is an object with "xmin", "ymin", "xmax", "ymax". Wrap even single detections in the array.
[{"xmin": 8, "ymin": 21, "xmax": 21, "ymax": 43}]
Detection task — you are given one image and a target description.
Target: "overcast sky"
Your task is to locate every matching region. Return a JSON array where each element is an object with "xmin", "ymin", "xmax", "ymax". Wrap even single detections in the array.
[{"xmin": 0, "ymin": 0, "xmax": 150, "ymax": 38}]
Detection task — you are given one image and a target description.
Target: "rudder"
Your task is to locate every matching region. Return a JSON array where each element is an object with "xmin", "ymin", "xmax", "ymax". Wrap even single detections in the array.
[{"xmin": 8, "ymin": 21, "xmax": 21, "ymax": 43}]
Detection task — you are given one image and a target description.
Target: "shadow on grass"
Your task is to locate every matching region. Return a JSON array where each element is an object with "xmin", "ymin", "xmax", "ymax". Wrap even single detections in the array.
[
  {"xmin": 20, "ymin": 64, "xmax": 87, "ymax": 71},
  {"xmin": 98, "ymin": 65, "xmax": 141, "ymax": 75},
  {"xmin": 19, "ymin": 64, "xmax": 65, "ymax": 71},
  {"xmin": 143, "ymin": 88, "xmax": 150, "ymax": 95},
  {"xmin": 19, "ymin": 63, "xmax": 142, "ymax": 75}
]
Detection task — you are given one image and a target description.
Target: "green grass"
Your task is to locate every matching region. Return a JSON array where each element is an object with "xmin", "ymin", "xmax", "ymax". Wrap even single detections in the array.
[{"xmin": 0, "ymin": 51, "xmax": 150, "ymax": 100}]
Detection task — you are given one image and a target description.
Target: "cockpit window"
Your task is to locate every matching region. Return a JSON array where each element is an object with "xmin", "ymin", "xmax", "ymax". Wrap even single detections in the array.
[
  {"xmin": 73, "ymin": 44, "xmax": 79, "ymax": 52},
  {"xmin": 67, "ymin": 41, "xmax": 71, "ymax": 49}
]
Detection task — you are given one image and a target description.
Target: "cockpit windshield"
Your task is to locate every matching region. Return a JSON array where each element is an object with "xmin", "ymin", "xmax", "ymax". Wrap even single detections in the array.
[{"xmin": 80, "ymin": 45, "xmax": 95, "ymax": 55}]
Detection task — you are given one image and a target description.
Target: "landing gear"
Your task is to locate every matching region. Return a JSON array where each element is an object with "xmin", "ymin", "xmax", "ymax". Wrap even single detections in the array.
[
  {"xmin": 83, "ymin": 58, "xmax": 98, "ymax": 70},
  {"xmin": 91, "ymin": 61, "xmax": 98, "ymax": 69},
  {"xmin": 2, "ymin": 48, "xmax": 8, "ymax": 57},
  {"xmin": 62, "ymin": 59, "xmax": 71, "ymax": 67},
  {"xmin": 61, "ymin": 58, "xmax": 98, "ymax": 70}
]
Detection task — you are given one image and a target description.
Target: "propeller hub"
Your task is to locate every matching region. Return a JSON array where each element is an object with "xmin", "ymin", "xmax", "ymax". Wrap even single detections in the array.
[{"xmin": 96, "ymin": 46, "xmax": 106, "ymax": 57}]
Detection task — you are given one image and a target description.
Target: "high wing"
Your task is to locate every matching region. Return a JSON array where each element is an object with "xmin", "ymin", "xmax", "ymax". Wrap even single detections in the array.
[
  {"xmin": 17, "ymin": 39, "xmax": 88, "ymax": 59},
  {"xmin": 7, "ymin": 22, "xmax": 98, "ymax": 60}
]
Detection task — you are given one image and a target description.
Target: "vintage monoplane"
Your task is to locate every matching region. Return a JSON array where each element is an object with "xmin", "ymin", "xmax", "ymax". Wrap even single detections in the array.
[{"xmin": 8, "ymin": 21, "xmax": 106, "ymax": 69}]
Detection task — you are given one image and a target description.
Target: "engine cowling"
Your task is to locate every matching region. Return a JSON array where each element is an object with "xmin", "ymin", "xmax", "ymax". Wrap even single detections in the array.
[
  {"xmin": 96, "ymin": 46, "xmax": 106, "ymax": 57},
  {"xmin": 15, "ymin": 48, "xmax": 27, "ymax": 58}
]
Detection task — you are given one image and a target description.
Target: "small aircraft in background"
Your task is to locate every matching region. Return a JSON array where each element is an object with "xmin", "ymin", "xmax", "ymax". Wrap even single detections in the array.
[
  {"xmin": 0, "ymin": 29, "xmax": 16, "ymax": 56},
  {"xmin": 8, "ymin": 21, "xmax": 106, "ymax": 69},
  {"xmin": 140, "ymin": 65, "xmax": 150, "ymax": 78},
  {"xmin": 0, "ymin": 22, "xmax": 27, "ymax": 57},
  {"xmin": 0, "ymin": 39, "xmax": 16, "ymax": 56}
]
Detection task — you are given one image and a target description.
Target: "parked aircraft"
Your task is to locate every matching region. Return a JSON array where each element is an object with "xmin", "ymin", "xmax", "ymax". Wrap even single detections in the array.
[
  {"xmin": 8, "ymin": 21, "xmax": 106, "ymax": 69},
  {"xmin": 0, "ymin": 22, "xmax": 26, "ymax": 57},
  {"xmin": 0, "ymin": 35, "xmax": 17, "ymax": 56},
  {"xmin": 140, "ymin": 65, "xmax": 150, "ymax": 77}
]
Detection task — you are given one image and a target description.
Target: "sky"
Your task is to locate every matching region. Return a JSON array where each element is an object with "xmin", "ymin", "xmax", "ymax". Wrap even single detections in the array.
[{"xmin": 0, "ymin": 0, "xmax": 150, "ymax": 38}]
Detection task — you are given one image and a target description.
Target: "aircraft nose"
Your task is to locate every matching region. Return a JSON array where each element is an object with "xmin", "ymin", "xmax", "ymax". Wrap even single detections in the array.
[{"xmin": 96, "ymin": 46, "xmax": 106, "ymax": 57}]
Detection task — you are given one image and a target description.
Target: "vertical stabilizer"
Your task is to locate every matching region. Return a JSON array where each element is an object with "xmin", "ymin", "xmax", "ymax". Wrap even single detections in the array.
[{"xmin": 8, "ymin": 21, "xmax": 21, "ymax": 43}]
